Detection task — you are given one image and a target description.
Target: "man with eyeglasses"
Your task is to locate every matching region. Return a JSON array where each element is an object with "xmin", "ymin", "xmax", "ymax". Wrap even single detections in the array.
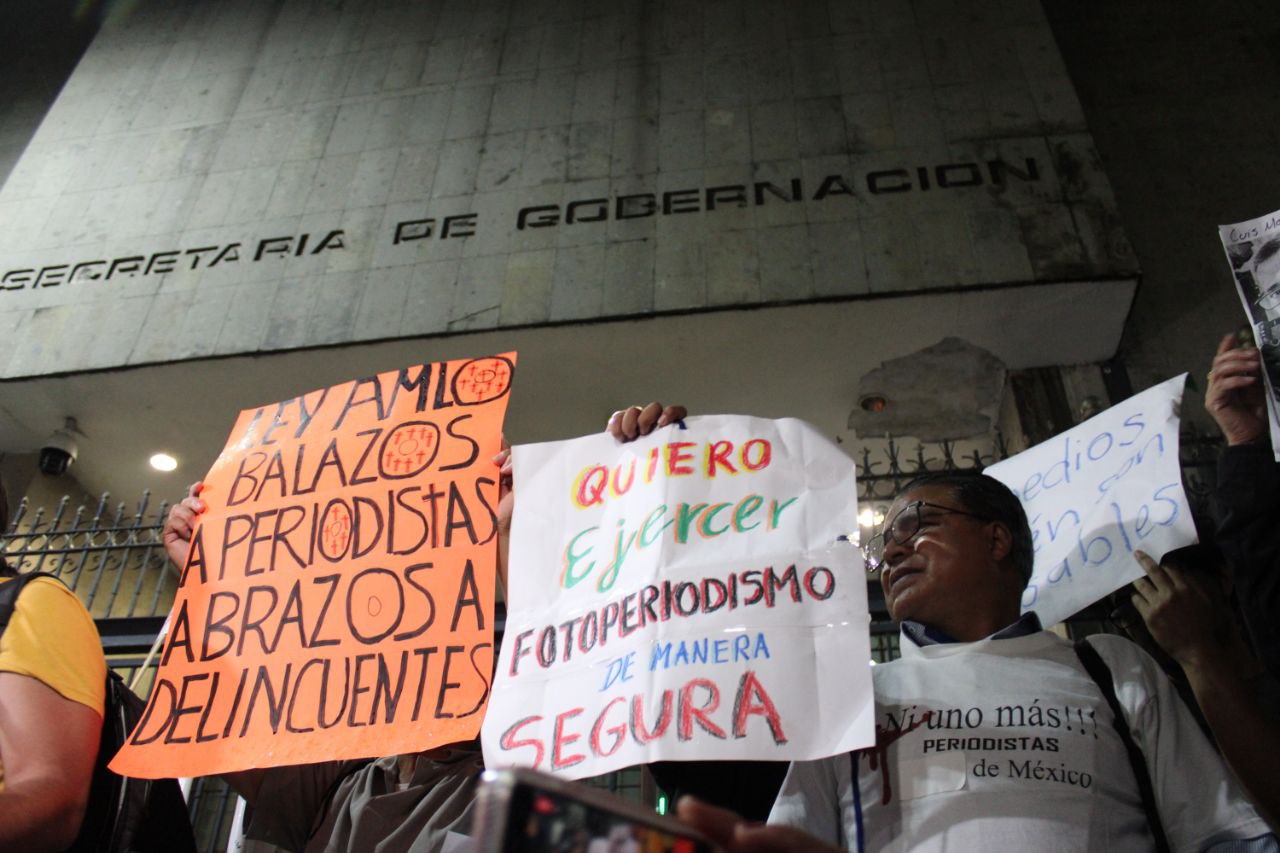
[{"xmin": 679, "ymin": 471, "xmax": 1273, "ymax": 852}]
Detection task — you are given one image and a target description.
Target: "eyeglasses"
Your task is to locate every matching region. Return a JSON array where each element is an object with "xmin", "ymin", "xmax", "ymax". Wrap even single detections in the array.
[
  {"xmin": 862, "ymin": 500, "xmax": 991, "ymax": 572},
  {"xmin": 1259, "ymin": 281, "xmax": 1280, "ymax": 312}
]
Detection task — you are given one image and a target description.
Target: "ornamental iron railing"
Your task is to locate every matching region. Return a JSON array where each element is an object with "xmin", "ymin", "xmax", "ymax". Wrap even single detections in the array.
[
  {"xmin": 856, "ymin": 426, "xmax": 1221, "ymax": 522},
  {"xmin": 855, "ymin": 433, "xmax": 1010, "ymax": 504},
  {"xmin": 3, "ymin": 490, "xmax": 175, "ymax": 620},
  {"xmin": 1, "ymin": 425, "xmax": 1224, "ymax": 637},
  {"xmin": 0, "ymin": 424, "xmax": 1226, "ymax": 850}
]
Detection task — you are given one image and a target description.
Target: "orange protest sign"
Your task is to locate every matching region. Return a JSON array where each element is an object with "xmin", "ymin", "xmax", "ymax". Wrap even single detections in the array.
[{"xmin": 111, "ymin": 353, "xmax": 516, "ymax": 779}]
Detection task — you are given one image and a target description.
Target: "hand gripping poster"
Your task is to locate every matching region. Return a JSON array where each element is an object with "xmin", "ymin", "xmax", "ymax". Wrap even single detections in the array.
[
  {"xmin": 1218, "ymin": 207, "xmax": 1280, "ymax": 460},
  {"xmin": 986, "ymin": 375, "xmax": 1197, "ymax": 626},
  {"xmin": 111, "ymin": 353, "xmax": 515, "ymax": 778},
  {"xmin": 482, "ymin": 416, "xmax": 875, "ymax": 780}
]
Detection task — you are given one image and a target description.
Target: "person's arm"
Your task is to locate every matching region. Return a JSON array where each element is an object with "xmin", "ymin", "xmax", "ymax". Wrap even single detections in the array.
[
  {"xmin": 0, "ymin": 672, "xmax": 101, "ymax": 851},
  {"xmin": 1178, "ymin": 659, "xmax": 1280, "ymax": 831},
  {"xmin": 161, "ymin": 483, "xmax": 272, "ymax": 803},
  {"xmin": 1205, "ymin": 333, "xmax": 1267, "ymax": 447},
  {"xmin": 1211, "ymin": 441, "xmax": 1280, "ymax": 679},
  {"xmin": 1205, "ymin": 333, "xmax": 1280, "ymax": 677},
  {"xmin": 676, "ymin": 795, "xmax": 843, "ymax": 853},
  {"xmin": 1131, "ymin": 550, "xmax": 1280, "ymax": 827},
  {"xmin": 494, "ymin": 438, "xmax": 512, "ymax": 595},
  {"xmin": 163, "ymin": 481, "xmax": 206, "ymax": 569},
  {"xmin": 675, "ymin": 755, "xmax": 848, "ymax": 851}
]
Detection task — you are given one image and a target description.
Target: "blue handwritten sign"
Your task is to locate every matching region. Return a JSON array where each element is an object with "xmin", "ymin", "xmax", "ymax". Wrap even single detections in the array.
[{"xmin": 986, "ymin": 375, "xmax": 1195, "ymax": 626}]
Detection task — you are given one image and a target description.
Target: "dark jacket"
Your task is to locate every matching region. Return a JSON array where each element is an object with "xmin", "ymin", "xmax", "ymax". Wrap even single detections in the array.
[{"xmin": 1213, "ymin": 443, "xmax": 1280, "ymax": 679}]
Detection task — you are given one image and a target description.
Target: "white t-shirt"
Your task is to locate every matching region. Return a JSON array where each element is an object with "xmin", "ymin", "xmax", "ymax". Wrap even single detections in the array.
[{"xmin": 770, "ymin": 629, "xmax": 1269, "ymax": 851}]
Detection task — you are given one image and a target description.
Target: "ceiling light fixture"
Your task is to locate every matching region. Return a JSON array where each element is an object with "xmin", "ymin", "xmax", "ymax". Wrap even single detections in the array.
[
  {"xmin": 859, "ymin": 394, "xmax": 887, "ymax": 413},
  {"xmin": 857, "ymin": 506, "xmax": 887, "ymax": 528},
  {"xmin": 149, "ymin": 453, "xmax": 178, "ymax": 472}
]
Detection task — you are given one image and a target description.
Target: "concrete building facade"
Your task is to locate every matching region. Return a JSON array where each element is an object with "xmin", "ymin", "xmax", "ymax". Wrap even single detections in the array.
[
  {"xmin": 0, "ymin": 0, "xmax": 1161, "ymax": 512},
  {"xmin": 0, "ymin": 0, "xmax": 1273, "ymax": 523}
]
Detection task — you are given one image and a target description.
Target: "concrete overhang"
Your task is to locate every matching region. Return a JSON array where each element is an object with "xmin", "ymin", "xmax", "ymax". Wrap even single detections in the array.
[{"xmin": 0, "ymin": 276, "xmax": 1136, "ymax": 503}]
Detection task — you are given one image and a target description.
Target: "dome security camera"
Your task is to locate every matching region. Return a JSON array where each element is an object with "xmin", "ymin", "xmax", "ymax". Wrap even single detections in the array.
[{"xmin": 39, "ymin": 420, "xmax": 80, "ymax": 476}]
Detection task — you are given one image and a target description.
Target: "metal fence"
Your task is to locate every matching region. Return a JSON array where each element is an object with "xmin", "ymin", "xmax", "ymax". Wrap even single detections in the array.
[
  {"xmin": 2, "ymin": 490, "xmax": 176, "ymax": 619},
  {"xmin": 0, "ymin": 424, "xmax": 1225, "ymax": 849},
  {"xmin": 855, "ymin": 426, "xmax": 1223, "ymax": 520},
  {"xmin": 185, "ymin": 777, "xmax": 243, "ymax": 852},
  {"xmin": 855, "ymin": 434, "xmax": 1009, "ymax": 505},
  {"xmin": 1177, "ymin": 423, "xmax": 1225, "ymax": 522},
  {"xmin": 3, "ymin": 426, "xmax": 1221, "ymax": 643}
]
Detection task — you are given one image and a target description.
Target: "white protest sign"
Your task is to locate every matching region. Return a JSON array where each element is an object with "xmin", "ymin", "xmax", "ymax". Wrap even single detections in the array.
[
  {"xmin": 986, "ymin": 375, "xmax": 1196, "ymax": 626},
  {"xmin": 481, "ymin": 416, "xmax": 874, "ymax": 780}
]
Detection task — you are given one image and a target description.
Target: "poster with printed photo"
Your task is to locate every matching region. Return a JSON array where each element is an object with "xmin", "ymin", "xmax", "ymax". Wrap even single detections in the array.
[{"xmin": 1218, "ymin": 208, "xmax": 1280, "ymax": 460}]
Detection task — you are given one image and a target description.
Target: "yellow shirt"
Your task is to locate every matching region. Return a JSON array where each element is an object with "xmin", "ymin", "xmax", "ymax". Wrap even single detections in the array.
[{"xmin": 0, "ymin": 576, "xmax": 106, "ymax": 790}]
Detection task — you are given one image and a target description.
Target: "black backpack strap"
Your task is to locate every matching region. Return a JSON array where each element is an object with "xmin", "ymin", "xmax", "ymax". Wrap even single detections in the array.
[
  {"xmin": 0, "ymin": 571, "xmax": 62, "ymax": 634},
  {"xmin": 1074, "ymin": 639, "xmax": 1171, "ymax": 853}
]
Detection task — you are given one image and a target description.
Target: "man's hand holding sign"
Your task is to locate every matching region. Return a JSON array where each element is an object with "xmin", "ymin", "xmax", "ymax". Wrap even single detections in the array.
[{"xmin": 112, "ymin": 354, "xmax": 516, "ymax": 779}]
